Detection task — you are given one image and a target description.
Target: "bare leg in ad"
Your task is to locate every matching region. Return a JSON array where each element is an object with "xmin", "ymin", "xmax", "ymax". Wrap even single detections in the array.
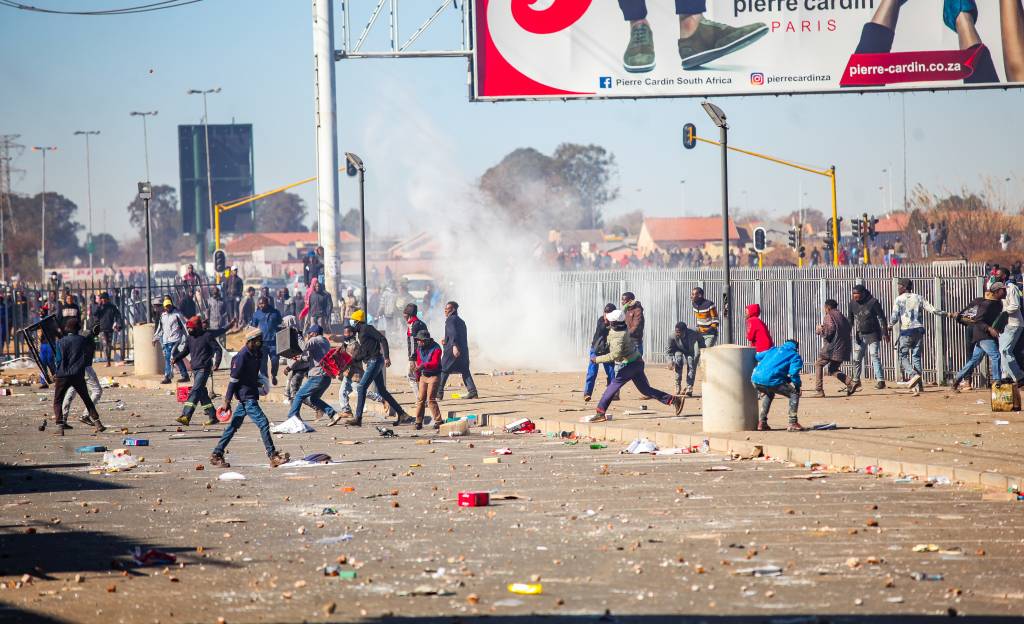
[
  {"xmin": 1001, "ymin": 0, "xmax": 1024, "ymax": 81},
  {"xmin": 947, "ymin": 0, "xmax": 1000, "ymax": 82}
]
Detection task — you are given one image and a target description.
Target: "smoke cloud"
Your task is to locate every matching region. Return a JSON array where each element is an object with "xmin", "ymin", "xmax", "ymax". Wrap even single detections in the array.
[{"xmin": 360, "ymin": 84, "xmax": 579, "ymax": 372}]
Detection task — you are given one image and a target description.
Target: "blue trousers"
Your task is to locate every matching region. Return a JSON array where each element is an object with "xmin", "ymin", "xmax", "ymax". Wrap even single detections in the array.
[
  {"xmin": 288, "ymin": 375, "xmax": 336, "ymax": 419},
  {"xmin": 214, "ymin": 399, "xmax": 276, "ymax": 458},
  {"xmin": 354, "ymin": 356, "xmax": 405, "ymax": 421},
  {"xmin": 182, "ymin": 367, "xmax": 213, "ymax": 420},
  {"xmin": 619, "ymin": 0, "xmax": 705, "ymax": 20},
  {"xmin": 954, "ymin": 339, "xmax": 1001, "ymax": 385},
  {"xmin": 162, "ymin": 342, "xmax": 188, "ymax": 380},
  {"xmin": 584, "ymin": 349, "xmax": 614, "ymax": 397}
]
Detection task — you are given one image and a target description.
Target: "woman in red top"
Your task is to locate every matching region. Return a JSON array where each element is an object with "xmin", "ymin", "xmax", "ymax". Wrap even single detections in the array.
[
  {"xmin": 746, "ymin": 304, "xmax": 774, "ymax": 353},
  {"xmin": 413, "ymin": 329, "xmax": 443, "ymax": 430}
]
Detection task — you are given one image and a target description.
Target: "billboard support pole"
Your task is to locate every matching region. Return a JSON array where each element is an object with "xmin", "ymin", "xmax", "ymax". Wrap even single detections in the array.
[
  {"xmin": 313, "ymin": 0, "xmax": 341, "ymax": 303},
  {"xmin": 719, "ymin": 123, "xmax": 732, "ymax": 344}
]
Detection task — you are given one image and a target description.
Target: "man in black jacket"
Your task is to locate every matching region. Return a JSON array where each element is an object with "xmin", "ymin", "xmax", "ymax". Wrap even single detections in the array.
[
  {"xmin": 950, "ymin": 282, "xmax": 1006, "ymax": 391},
  {"xmin": 848, "ymin": 285, "xmax": 890, "ymax": 390},
  {"xmin": 583, "ymin": 303, "xmax": 616, "ymax": 401},
  {"xmin": 211, "ymin": 328, "xmax": 289, "ymax": 468},
  {"xmin": 343, "ymin": 310, "xmax": 411, "ymax": 427},
  {"xmin": 173, "ymin": 316, "xmax": 227, "ymax": 426},
  {"xmin": 92, "ymin": 292, "xmax": 123, "ymax": 366},
  {"xmin": 437, "ymin": 301, "xmax": 478, "ymax": 400},
  {"xmin": 50, "ymin": 318, "xmax": 105, "ymax": 435}
]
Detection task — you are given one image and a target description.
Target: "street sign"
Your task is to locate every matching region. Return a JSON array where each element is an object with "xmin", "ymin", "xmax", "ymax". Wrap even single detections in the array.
[{"xmin": 682, "ymin": 123, "xmax": 697, "ymax": 150}]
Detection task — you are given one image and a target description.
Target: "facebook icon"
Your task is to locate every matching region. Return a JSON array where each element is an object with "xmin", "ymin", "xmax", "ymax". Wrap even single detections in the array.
[{"xmin": 599, "ymin": 76, "xmax": 613, "ymax": 89}]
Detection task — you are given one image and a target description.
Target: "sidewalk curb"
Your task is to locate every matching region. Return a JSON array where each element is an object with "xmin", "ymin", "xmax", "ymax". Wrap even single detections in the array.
[{"xmin": 481, "ymin": 413, "xmax": 1023, "ymax": 493}]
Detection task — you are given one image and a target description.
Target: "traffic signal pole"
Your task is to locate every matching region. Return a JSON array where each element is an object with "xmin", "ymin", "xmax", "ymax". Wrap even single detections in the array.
[{"xmin": 694, "ymin": 136, "xmax": 840, "ymax": 266}]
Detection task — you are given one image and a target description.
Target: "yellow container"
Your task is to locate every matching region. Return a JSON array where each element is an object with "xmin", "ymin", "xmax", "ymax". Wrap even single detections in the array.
[{"xmin": 507, "ymin": 583, "xmax": 542, "ymax": 595}]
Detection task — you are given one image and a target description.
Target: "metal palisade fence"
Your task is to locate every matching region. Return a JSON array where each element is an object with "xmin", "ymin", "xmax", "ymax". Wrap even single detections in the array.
[{"xmin": 551, "ymin": 263, "xmax": 989, "ymax": 385}]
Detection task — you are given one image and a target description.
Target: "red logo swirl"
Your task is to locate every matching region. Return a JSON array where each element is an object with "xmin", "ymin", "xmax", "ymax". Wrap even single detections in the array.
[{"xmin": 511, "ymin": 0, "xmax": 593, "ymax": 35}]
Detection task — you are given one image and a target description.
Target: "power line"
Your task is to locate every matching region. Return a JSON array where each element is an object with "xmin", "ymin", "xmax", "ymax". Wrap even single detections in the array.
[{"xmin": 0, "ymin": 0, "xmax": 205, "ymax": 15}]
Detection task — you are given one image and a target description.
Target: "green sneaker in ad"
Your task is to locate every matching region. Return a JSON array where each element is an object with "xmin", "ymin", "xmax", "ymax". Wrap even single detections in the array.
[
  {"xmin": 623, "ymin": 22, "xmax": 656, "ymax": 73},
  {"xmin": 678, "ymin": 19, "xmax": 768, "ymax": 70}
]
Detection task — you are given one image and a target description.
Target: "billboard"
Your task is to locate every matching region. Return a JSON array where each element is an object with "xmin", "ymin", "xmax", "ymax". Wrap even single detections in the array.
[
  {"xmin": 473, "ymin": 0, "xmax": 1024, "ymax": 100},
  {"xmin": 178, "ymin": 124, "xmax": 255, "ymax": 234}
]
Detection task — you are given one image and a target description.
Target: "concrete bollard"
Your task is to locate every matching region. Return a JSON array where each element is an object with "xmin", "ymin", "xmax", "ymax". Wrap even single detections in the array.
[
  {"xmin": 131, "ymin": 323, "xmax": 164, "ymax": 377},
  {"xmin": 701, "ymin": 344, "xmax": 757, "ymax": 432}
]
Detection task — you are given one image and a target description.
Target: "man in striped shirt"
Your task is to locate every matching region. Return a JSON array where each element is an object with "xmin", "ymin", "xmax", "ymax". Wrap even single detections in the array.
[{"xmin": 691, "ymin": 287, "xmax": 719, "ymax": 348}]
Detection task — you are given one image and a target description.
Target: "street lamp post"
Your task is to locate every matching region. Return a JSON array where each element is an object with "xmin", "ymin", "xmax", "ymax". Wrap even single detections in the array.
[
  {"xmin": 74, "ymin": 130, "xmax": 100, "ymax": 277},
  {"xmin": 138, "ymin": 182, "xmax": 154, "ymax": 324},
  {"xmin": 345, "ymin": 152, "xmax": 367, "ymax": 313},
  {"xmin": 130, "ymin": 111, "xmax": 157, "ymax": 292},
  {"xmin": 32, "ymin": 146, "xmax": 57, "ymax": 280},
  {"xmin": 701, "ymin": 101, "xmax": 732, "ymax": 344},
  {"xmin": 187, "ymin": 88, "xmax": 221, "ymax": 272}
]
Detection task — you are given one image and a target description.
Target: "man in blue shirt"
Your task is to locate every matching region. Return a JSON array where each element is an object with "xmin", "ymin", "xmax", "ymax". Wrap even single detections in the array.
[
  {"xmin": 211, "ymin": 328, "xmax": 289, "ymax": 468},
  {"xmin": 249, "ymin": 296, "xmax": 283, "ymax": 386},
  {"xmin": 751, "ymin": 339, "xmax": 804, "ymax": 432}
]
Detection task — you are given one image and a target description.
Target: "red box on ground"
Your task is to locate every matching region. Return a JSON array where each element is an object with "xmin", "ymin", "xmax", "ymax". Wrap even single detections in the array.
[{"xmin": 458, "ymin": 492, "xmax": 489, "ymax": 507}]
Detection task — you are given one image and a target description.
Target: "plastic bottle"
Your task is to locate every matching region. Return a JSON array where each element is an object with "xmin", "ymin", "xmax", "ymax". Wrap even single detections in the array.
[{"xmin": 700, "ymin": 439, "xmax": 710, "ymax": 453}]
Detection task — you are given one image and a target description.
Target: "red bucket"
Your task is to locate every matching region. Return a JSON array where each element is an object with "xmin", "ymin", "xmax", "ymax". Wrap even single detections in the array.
[{"xmin": 176, "ymin": 386, "xmax": 192, "ymax": 403}]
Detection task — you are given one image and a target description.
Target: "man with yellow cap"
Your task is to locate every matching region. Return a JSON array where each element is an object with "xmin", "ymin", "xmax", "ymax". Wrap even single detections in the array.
[
  {"xmin": 211, "ymin": 327, "xmax": 290, "ymax": 468},
  {"xmin": 343, "ymin": 309, "xmax": 412, "ymax": 427},
  {"xmin": 152, "ymin": 297, "xmax": 189, "ymax": 384}
]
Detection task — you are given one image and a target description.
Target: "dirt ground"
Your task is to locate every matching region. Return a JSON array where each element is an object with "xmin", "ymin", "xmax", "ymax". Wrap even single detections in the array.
[{"xmin": 1, "ymin": 381, "xmax": 1023, "ymax": 624}]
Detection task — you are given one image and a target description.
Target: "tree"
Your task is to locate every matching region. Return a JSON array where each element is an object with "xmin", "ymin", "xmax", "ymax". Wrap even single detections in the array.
[
  {"xmin": 126, "ymin": 184, "xmax": 185, "ymax": 263},
  {"xmin": 605, "ymin": 209, "xmax": 643, "ymax": 237},
  {"xmin": 478, "ymin": 143, "xmax": 620, "ymax": 233},
  {"xmin": 784, "ymin": 208, "xmax": 827, "ymax": 232},
  {"xmin": 339, "ymin": 208, "xmax": 368, "ymax": 237},
  {"xmin": 6, "ymin": 192, "xmax": 85, "ymax": 279},
  {"xmin": 91, "ymin": 233, "xmax": 120, "ymax": 265},
  {"xmin": 552, "ymin": 143, "xmax": 619, "ymax": 230},
  {"xmin": 254, "ymin": 191, "xmax": 307, "ymax": 232}
]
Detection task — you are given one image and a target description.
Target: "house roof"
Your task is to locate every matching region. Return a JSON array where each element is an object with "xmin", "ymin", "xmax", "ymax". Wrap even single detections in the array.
[
  {"xmin": 225, "ymin": 231, "xmax": 355, "ymax": 254},
  {"xmin": 642, "ymin": 217, "xmax": 741, "ymax": 242},
  {"xmin": 874, "ymin": 213, "xmax": 910, "ymax": 234}
]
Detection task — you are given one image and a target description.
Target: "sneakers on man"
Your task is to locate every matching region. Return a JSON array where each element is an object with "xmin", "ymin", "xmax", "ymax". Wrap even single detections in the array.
[
  {"xmin": 787, "ymin": 422, "xmax": 807, "ymax": 432},
  {"xmin": 93, "ymin": 421, "xmax": 107, "ymax": 434},
  {"xmin": 678, "ymin": 19, "xmax": 769, "ymax": 70},
  {"xmin": 462, "ymin": 391, "xmax": 479, "ymax": 400},
  {"xmin": 177, "ymin": 376, "xmax": 190, "ymax": 383},
  {"xmin": 684, "ymin": 386, "xmax": 694, "ymax": 397},
  {"xmin": 623, "ymin": 22, "xmax": 656, "ymax": 73},
  {"xmin": 209, "ymin": 453, "xmax": 230, "ymax": 468},
  {"xmin": 176, "ymin": 415, "xmax": 191, "ymax": 427},
  {"xmin": 344, "ymin": 417, "xmax": 363, "ymax": 427},
  {"xmin": 848, "ymin": 380, "xmax": 863, "ymax": 394},
  {"xmin": 757, "ymin": 420, "xmax": 771, "ymax": 431},
  {"xmin": 874, "ymin": 380, "xmax": 886, "ymax": 390},
  {"xmin": 160, "ymin": 377, "xmax": 172, "ymax": 385},
  {"xmin": 581, "ymin": 412, "xmax": 607, "ymax": 423},
  {"xmin": 672, "ymin": 395, "xmax": 685, "ymax": 416},
  {"xmin": 269, "ymin": 451, "xmax": 290, "ymax": 468},
  {"xmin": 582, "ymin": 394, "xmax": 592, "ymax": 402}
]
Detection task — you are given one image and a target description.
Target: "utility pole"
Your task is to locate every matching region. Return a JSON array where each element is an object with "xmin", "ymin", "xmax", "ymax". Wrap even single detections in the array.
[
  {"xmin": 32, "ymin": 146, "xmax": 57, "ymax": 280},
  {"xmin": 130, "ymin": 111, "xmax": 157, "ymax": 283},
  {"xmin": 702, "ymin": 101, "xmax": 732, "ymax": 344},
  {"xmin": 345, "ymin": 153, "xmax": 367, "ymax": 312},
  {"xmin": 313, "ymin": 0, "xmax": 341, "ymax": 302},
  {"xmin": 187, "ymin": 88, "xmax": 221, "ymax": 272},
  {"xmin": 73, "ymin": 130, "xmax": 100, "ymax": 276},
  {"xmin": 0, "ymin": 134, "xmax": 24, "ymax": 284}
]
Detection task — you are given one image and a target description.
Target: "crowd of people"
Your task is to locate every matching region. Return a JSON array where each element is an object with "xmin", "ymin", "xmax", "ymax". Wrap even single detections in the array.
[{"xmin": 579, "ymin": 270, "xmax": 1024, "ymax": 430}]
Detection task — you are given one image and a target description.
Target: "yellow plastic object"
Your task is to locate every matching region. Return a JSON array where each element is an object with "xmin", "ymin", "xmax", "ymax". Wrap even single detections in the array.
[{"xmin": 507, "ymin": 583, "xmax": 542, "ymax": 595}]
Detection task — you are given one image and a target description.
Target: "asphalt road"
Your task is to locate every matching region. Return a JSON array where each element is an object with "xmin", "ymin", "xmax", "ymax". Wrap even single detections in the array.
[{"xmin": 1, "ymin": 386, "xmax": 1023, "ymax": 624}]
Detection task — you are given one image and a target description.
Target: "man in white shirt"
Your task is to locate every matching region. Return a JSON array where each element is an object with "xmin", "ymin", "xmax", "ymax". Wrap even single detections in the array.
[
  {"xmin": 889, "ymin": 278, "xmax": 938, "ymax": 395},
  {"xmin": 996, "ymin": 268, "xmax": 1023, "ymax": 384}
]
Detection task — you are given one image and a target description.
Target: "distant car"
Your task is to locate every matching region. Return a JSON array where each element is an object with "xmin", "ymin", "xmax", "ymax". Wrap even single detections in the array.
[{"xmin": 402, "ymin": 273, "xmax": 434, "ymax": 301}]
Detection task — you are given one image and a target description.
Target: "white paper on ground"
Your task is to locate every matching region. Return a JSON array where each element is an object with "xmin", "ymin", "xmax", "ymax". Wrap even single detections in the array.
[
  {"xmin": 270, "ymin": 415, "xmax": 315, "ymax": 434},
  {"xmin": 624, "ymin": 438, "xmax": 658, "ymax": 454},
  {"xmin": 218, "ymin": 471, "xmax": 246, "ymax": 481}
]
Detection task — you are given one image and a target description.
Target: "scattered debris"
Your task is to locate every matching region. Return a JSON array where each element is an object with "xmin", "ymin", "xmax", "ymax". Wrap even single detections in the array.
[
  {"xmin": 507, "ymin": 582, "xmax": 543, "ymax": 595},
  {"xmin": 733, "ymin": 565, "xmax": 783, "ymax": 577},
  {"xmin": 218, "ymin": 472, "xmax": 246, "ymax": 481}
]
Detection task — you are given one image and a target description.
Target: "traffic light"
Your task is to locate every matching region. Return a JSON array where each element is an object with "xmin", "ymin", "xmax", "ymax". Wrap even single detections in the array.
[
  {"xmin": 754, "ymin": 227, "xmax": 767, "ymax": 252},
  {"xmin": 787, "ymin": 228, "xmax": 797, "ymax": 249},
  {"xmin": 868, "ymin": 216, "xmax": 879, "ymax": 239},
  {"xmin": 799, "ymin": 245, "xmax": 806, "ymax": 258},
  {"xmin": 851, "ymin": 217, "xmax": 861, "ymax": 238},
  {"xmin": 682, "ymin": 123, "xmax": 697, "ymax": 150},
  {"xmin": 214, "ymin": 249, "xmax": 226, "ymax": 273}
]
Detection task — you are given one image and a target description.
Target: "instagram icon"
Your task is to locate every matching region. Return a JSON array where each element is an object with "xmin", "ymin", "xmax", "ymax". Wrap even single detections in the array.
[{"xmin": 750, "ymin": 72, "xmax": 765, "ymax": 86}]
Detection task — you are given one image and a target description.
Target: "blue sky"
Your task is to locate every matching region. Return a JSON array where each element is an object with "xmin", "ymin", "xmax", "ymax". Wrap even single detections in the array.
[{"xmin": 1, "ymin": 0, "xmax": 1022, "ymax": 243}]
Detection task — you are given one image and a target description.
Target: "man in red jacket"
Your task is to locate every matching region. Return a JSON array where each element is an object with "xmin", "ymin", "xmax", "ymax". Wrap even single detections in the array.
[
  {"xmin": 745, "ymin": 304, "xmax": 774, "ymax": 353},
  {"xmin": 413, "ymin": 329, "xmax": 442, "ymax": 431}
]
